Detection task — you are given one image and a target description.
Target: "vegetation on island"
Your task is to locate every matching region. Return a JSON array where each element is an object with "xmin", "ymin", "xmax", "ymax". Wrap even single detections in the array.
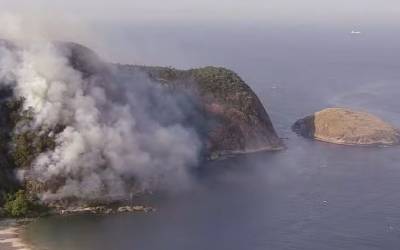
[
  {"xmin": 3, "ymin": 189, "xmax": 49, "ymax": 217},
  {"xmin": 4, "ymin": 190, "xmax": 32, "ymax": 217},
  {"xmin": 0, "ymin": 89, "xmax": 56, "ymax": 218}
]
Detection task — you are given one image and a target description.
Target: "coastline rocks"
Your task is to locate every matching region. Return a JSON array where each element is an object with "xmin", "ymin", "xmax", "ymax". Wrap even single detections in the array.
[
  {"xmin": 292, "ymin": 108, "xmax": 400, "ymax": 146},
  {"xmin": 59, "ymin": 205, "xmax": 155, "ymax": 216}
]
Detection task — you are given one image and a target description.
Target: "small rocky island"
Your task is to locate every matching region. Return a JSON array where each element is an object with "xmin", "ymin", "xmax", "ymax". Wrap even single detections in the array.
[{"xmin": 292, "ymin": 107, "xmax": 400, "ymax": 146}]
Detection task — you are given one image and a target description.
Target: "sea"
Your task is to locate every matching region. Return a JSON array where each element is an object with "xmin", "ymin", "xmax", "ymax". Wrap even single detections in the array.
[{"xmin": 22, "ymin": 22, "xmax": 400, "ymax": 250}]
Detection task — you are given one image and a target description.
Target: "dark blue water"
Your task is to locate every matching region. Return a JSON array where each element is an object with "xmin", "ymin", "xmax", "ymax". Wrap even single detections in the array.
[{"xmin": 23, "ymin": 24, "xmax": 400, "ymax": 250}]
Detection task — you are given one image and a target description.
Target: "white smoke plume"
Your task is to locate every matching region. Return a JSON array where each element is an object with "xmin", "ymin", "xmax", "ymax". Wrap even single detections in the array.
[{"xmin": 0, "ymin": 15, "xmax": 202, "ymax": 201}]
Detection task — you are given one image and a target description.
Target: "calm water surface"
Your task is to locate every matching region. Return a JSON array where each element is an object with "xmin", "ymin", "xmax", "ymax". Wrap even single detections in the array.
[{"xmin": 23, "ymin": 25, "xmax": 400, "ymax": 250}]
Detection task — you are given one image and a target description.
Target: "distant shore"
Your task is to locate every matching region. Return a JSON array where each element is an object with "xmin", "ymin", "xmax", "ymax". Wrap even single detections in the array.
[{"xmin": 0, "ymin": 219, "xmax": 34, "ymax": 250}]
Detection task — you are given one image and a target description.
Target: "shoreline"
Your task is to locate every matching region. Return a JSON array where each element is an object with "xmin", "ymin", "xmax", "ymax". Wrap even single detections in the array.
[
  {"xmin": 0, "ymin": 204, "xmax": 155, "ymax": 250},
  {"xmin": 0, "ymin": 219, "xmax": 34, "ymax": 250}
]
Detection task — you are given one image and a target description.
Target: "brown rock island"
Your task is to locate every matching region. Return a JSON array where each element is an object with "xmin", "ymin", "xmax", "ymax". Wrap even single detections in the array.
[{"xmin": 292, "ymin": 107, "xmax": 400, "ymax": 146}]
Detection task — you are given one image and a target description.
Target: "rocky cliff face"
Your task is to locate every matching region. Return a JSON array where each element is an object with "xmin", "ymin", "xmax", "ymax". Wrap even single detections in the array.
[
  {"xmin": 124, "ymin": 65, "xmax": 284, "ymax": 158},
  {"xmin": 60, "ymin": 42, "xmax": 284, "ymax": 158}
]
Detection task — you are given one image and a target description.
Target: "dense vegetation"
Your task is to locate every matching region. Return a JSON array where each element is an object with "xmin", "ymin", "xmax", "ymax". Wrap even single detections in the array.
[
  {"xmin": 3, "ymin": 189, "xmax": 48, "ymax": 217},
  {"xmin": 0, "ymin": 88, "xmax": 57, "ymax": 217},
  {"xmin": 4, "ymin": 190, "xmax": 32, "ymax": 217}
]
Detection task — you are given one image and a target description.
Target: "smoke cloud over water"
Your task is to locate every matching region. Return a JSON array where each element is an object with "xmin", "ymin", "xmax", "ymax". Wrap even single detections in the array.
[{"xmin": 0, "ymin": 16, "xmax": 202, "ymax": 201}]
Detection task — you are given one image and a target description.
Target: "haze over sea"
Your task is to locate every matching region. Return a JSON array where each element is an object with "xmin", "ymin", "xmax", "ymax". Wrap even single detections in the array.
[{"xmin": 18, "ymin": 21, "xmax": 400, "ymax": 250}]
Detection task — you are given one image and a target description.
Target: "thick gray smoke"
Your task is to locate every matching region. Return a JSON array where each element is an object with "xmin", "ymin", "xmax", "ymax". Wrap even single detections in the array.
[{"xmin": 0, "ymin": 22, "xmax": 202, "ymax": 201}]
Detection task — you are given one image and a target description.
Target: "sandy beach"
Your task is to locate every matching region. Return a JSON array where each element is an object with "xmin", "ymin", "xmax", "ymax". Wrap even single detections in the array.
[{"xmin": 0, "ymin": 220, "xmax": 33, "ymax": 250}]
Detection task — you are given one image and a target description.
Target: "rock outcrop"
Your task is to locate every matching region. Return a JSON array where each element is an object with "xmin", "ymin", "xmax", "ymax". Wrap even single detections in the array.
[{"xmin": 292, "ymin": 107, "xmax": 400, "ymax": 146}]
